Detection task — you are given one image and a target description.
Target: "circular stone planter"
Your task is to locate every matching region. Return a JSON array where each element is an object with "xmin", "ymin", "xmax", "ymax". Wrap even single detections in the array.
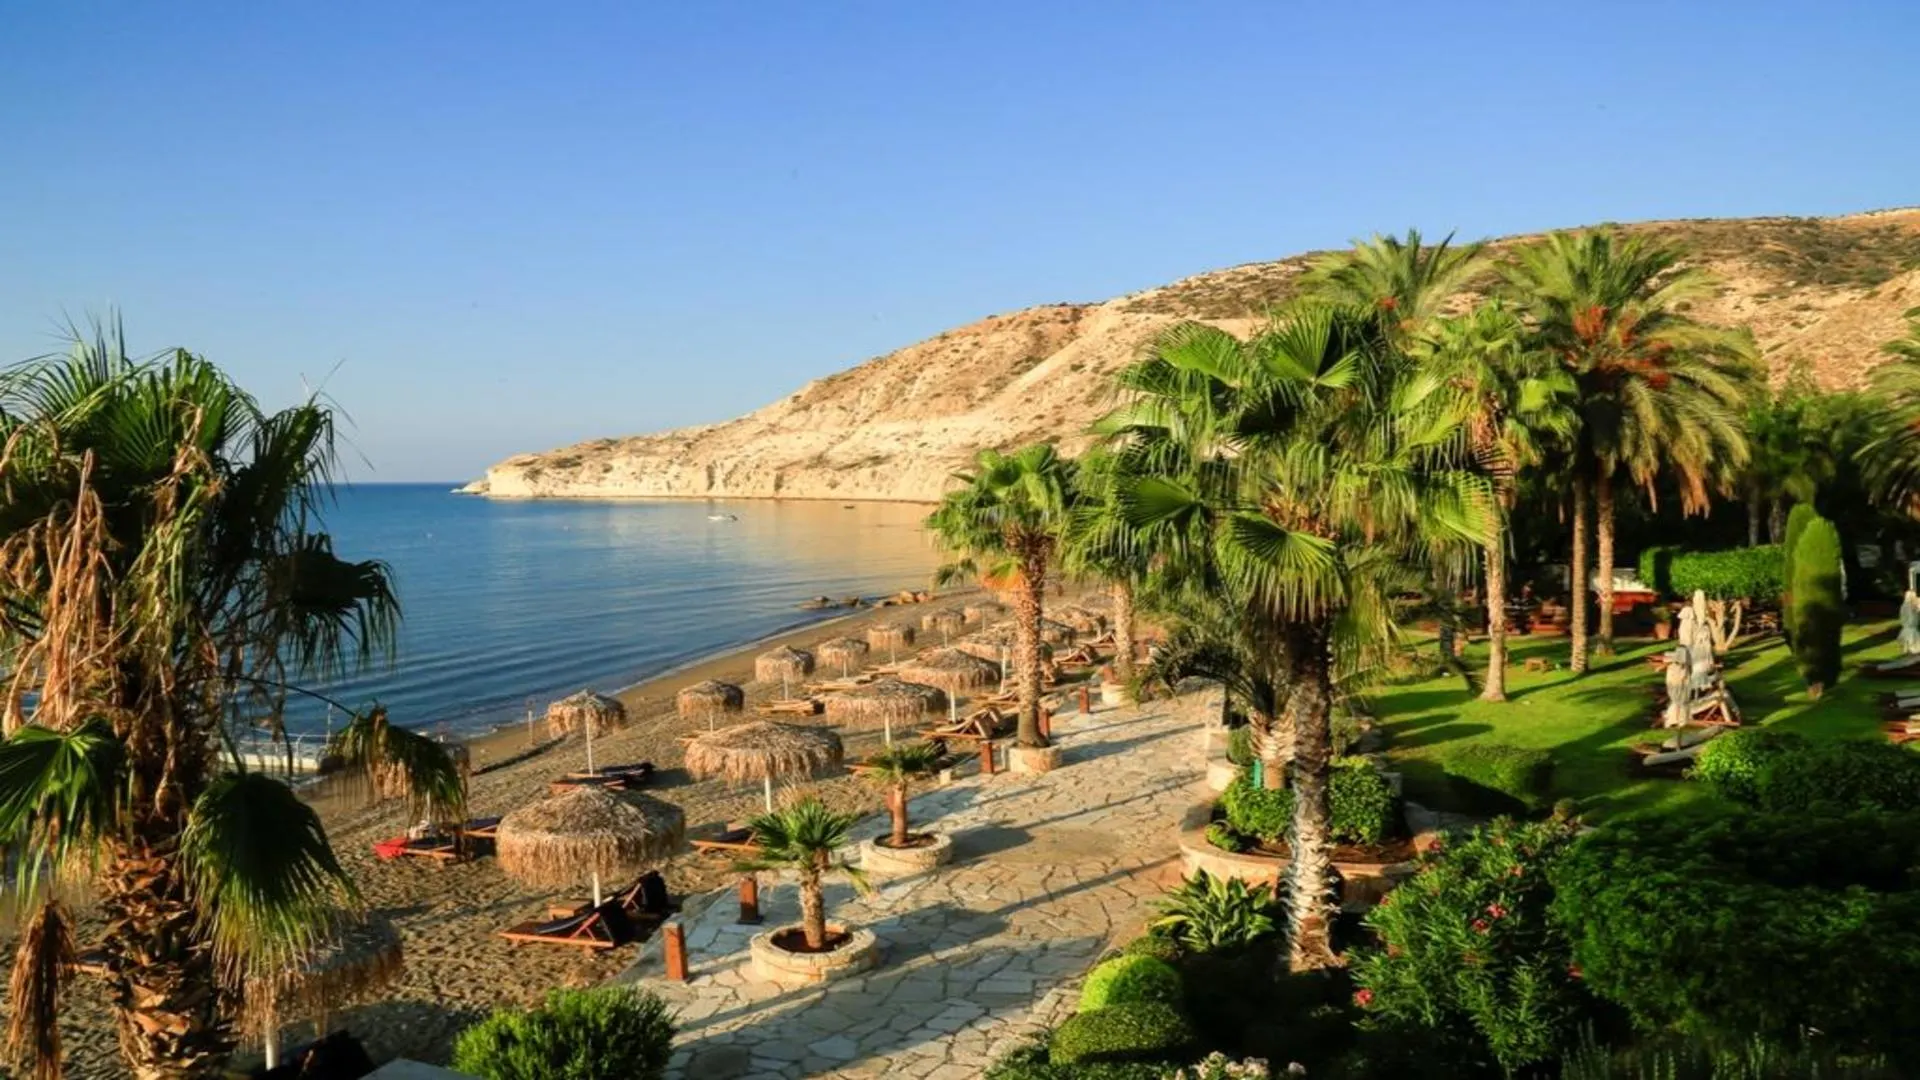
[
  {"xmin": 748, "ymin": 924, "xmax": 879, "ymax": 986},
  {"xmin": 861, "ymin": 831, "xmax": 954, "ymax": 874},
  {"xmin": 1174, "ymin": 800, "xmax": 1416, "ymax": 911},
  {"xmin": 1007, "ymin": 744, "xmax": 1064, "ymax": 774},
  {"xmin": 1100, "ymin": 682, "xmax": 1129, "ymax": 707}
]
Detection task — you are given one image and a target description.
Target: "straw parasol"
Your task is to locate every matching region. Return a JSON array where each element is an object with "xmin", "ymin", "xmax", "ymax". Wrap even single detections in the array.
[
  {"xmin": 546, "ymin": 690, "xmax": 627, "ymax": 739},
  {"xmin": 963, "ymin": 600, "xmax": 1006, "ymax": 623},
  {"xmin": 816, "ymin": 636, "xmax": 871, "ymax": 677},
  {"xmin": 249, "ymin": 911, "xmax": 403, "ymax": 1069},
  {"xmin": 1053, "ymin": 606, "xmax": 1108, "ymax": 635},
  {"xmin": 920, "ymin": 609, "xmax": 966, "ymax": 644},
  {"xmin": 497, "ymin": 787, "xmax": 686, "ymax": 907},
  {"xmin": 684, "ymin": 720, "xmax": 845, "ymax": 811},
  {"xmin": 824, "ymin": 677, "xmax": 947, "ymax": 742},
  {"xmin": 867, "ymin": 621, "xmax": 915, "ymax": 660},
  {"xmin": 755, "ymin": 645, "xmax": 815, "ymax": 687},
  {"xmin": 899, "ymin": 648, "xmax": 1000, "ymax": 697},
  {"xmin": 677, "ymin": 679, "xmax": 745, "ymax": 729}
]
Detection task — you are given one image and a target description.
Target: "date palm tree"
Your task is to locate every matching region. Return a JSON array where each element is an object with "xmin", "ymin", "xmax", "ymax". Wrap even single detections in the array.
[
  {"xmin": 1300, "ymin": 228, "xmax": 1485, "ymax": 345},
  {"xmin": 1421, "ymin": 302, "xmax": 1577, "ymax": 701},
  {"xmin": 1503, "ymin": 231, "xmax": 1756, "ymax": 667},
  {"xmin": 1100, "ymin": 306, "xmax": 1490, "ymax": 970},
  {"xmin": 737, "ymin": 798, "xmax": 868, "ymax": 952},
  {"xmin": 1858, "ymin": 312, "xmax": 1920, "ymax": 512},
  {"xmin": 860, "ymin": 741, "xmax": 944, "ymax": 849},
  {"xmin": 0, "ymin": 325, "xmax": 450, "ymax": 1079},
  {"xmin": 925, "ymin": 445, "xmax": 1078, "ymax": 749}
]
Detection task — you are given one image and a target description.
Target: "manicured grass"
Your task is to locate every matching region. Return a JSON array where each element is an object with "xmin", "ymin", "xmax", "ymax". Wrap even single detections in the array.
[{"xmin": 1371, "ymin": 619, "xmax": 1905, "ymax": 819}]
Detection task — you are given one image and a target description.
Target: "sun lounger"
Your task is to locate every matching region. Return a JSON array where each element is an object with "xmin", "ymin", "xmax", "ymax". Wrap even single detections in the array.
[
  {"xmin": 691, "ymin": 825, "xmax": 762, "ymax": 858},
  {"xmin": 805, "ymin": 676, "xmax": 874, "ymax": 694},
  {"xmin": 548, "ymin": 869, "xmax": 675, "ymax": 921},
  {"xmin": 1864, "ymin": 655, "xmax": 1920, "ymax": 678},
  {"xmin": 919, "ymin": 708, "xmax": 1012, "ymax": 750},
  {"xmin": 755, "ymin": 698, "xmax": 822, "ymax": 717},
  {"xmin": 372, "ymin": 833, "xmax": 465, "ymax": 863},
  {"xmin": 499, "ymin": 900, "xmax": 636, "ymax": 950},
  {"xmin": 461, "ymin": 815, "xmax": 501, "ymax": 840},
  {"xmin": 550, "ymin": 762, "xmax": 654, "ymax": 794}
]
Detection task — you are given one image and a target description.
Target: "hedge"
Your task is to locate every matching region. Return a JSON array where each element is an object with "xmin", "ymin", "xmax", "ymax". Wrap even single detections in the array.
[
  {"xmin": 1048, "ymin": 1001, "xmax": 1196, "ymax": 1065},
  {"xmin": 1077, "ymin": 954, "xmax": 1183, "ymax": 1012},
  {"xmin": 1697, "ymin": 734, "xmax": 1920, "ymax": 814},
  {"xmin": 1637, "ymin": 545, "xmax": 1782, "ymax": 602},
  {"xmin": 1439, "ymin": 744, "xmax": 1555, "ymax": 813},
  {"xmin": 1219, "ymin": 760, "xmax": 1401, "ymax": 846},
  {"xmin": 1791, "ymin": 515, "xmax": 1844, "ymax": 692},
  {"xmin": 1690, "ymin": 727, "xmax": 1811, "ymax": 805}
]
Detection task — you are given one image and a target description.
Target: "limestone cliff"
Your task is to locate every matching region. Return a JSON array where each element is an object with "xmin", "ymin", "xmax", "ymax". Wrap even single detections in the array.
[{"xmin": 467, "ymin": 210, "xmax": 1920, "ymax": 503}]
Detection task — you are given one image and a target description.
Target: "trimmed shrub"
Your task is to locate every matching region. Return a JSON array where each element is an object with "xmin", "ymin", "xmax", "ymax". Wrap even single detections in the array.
[
  {"xmin": 1079, "ymin": 954, "xmax": 1184, "ymax": 1012},
  {"xmin": 1049, "ymin": 1001, "xmax": 1196, "ymax": 1066},
  {"xmin": 1781, "ymin": 502, "xmax": 1817, "ymax": 642},
  {"xmin": 1790, "ymin": 515, "xmax": 1844, "ymax": 692},
  {"xmin": 1669, "ymin": 546, "xmax": 1784, "ymax": 603},
  {"xmin": 1439, "ymin": 744, "xmax": 1555, "ymax": 813},
  {"xmin": 1328, "ymin": 756, "xmax": 1398, "ymax": 844},
  {"xmin": 1121, "ymin": 932, "xmax": 1185, "ymax": 965},
  {"xmin": 1205, "ymin": 822, "xmax": 1249, "ymax": 853},
  {"xmin": 1220, "ymin": 775, "xmax": 1292, "ymax": 843},
  {"xmin": 1690, "ymin": 727, "xmax": 1810, "ymax": 804},
  {"xmin": 1549, "ymin": 808, "xmax": 1920, "ymax": 1064},
  {"xmin": 1151, "ymin": 872, "xmax": 1278, "ymax": 953},
  {"xmin": 1226, "ymin": 726, "xmax": 1254, "ymax": 767},
  {"xmin": 1350, "ymin": 817, "xmax": 1593, "ymax": 1076},
  {"xmin": 1637, "ymin": 545, "xmax": 1681, "ymax": 597},
  {"xmin": 1750, "ymin": 740, "xmax": 1920, "ymax": 813},
  {"xmin": 451, "ymin": 986, "xmax": 676, "ymax": 1080},
  {"xmin": 985, "ymin": 1040, "xmax": 1167, "ymax": 1079}
]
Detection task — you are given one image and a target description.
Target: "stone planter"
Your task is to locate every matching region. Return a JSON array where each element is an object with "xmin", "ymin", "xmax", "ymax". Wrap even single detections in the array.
[
  {"xmin": 1174, "ymin": 800, "xmax": 1416, "ymax": 911},
  {"xmin": 1007, "ymin": 744, "xmax": 1064, "ymax": 774},
  {"xmin": 860, "ymin": 831, "xmax": 953, "ymax": 874},
  {"xmin": 748, "ymin": 924, "xmax": 879, "ymax": 986}
]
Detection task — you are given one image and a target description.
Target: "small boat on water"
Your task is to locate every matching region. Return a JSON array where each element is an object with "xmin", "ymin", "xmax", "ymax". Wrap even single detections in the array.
[{"xmin": 707, "ymin": 513, "xmax": 737, "ymax": 521}]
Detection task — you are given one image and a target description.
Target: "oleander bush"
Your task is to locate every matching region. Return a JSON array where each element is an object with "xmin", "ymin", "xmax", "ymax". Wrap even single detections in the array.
[
  {"xmin": 1439, "ymin": 744, "xmax": 1555, "ymax": 814},
  {"xmin": 1050, "ymin": 1001, "xmax": 1198, "ymax": 1066},
  {"xmin": 1080, "ymin": 954, "xmax": 1185, "ymax": 1011},
  {"xmin": 451, "ymin": 986, "xmax": 676, "ymax": 1080}
]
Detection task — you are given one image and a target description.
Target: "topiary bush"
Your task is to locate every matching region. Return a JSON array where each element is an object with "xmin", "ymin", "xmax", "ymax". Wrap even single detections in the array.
[
  {"xmin": 1723, "ymin": 738, "xmax": 1920, "ymax": 814},
  {"xmin": 1668, "ymin": 545, "xmax": 1785, "ymax": 603},
  {"xmin": 1790, "ymin": 515, "xmax": 1844, "ymax": 693},
  {"xmin": 1220, "ymin": 763, "xmax": 1401, "ymax": 847},
  {"xmin": 1549, "ymin": 807, "xmax": 1920, "ymax": 1065},
  {"xmin": 1689, "ymin": 727, "xmax": 1810, "ymax": 804},
  {"xmin": 451, "ymin": 986, "xmax": 676, "ymax": 1080},
  {"xmin": 1079, "ymin": 954, "xmax": 1184, "ymax": 1012},
  {"xmin": 1049, "ymin": 1001, "xmax": 1197, "ymax": 1066},
  {"xmin": 1349, "ymin": 817, "xmax": 1594, "ymax": 1077},
  {"xmin": 1781, "ymin": 502, "xmax": 1817, "ymax": 642},
  {"xmin": 1121, "ymin": 932, "xmax": 1186, "ymax": 965},
  {"xmin": 1220, "ymin": 774, "xmax": 1292, "ymax": 843},
  {"xmin": 1439, "ymin": 744, "xmax": 1555, "ymax": 814}
]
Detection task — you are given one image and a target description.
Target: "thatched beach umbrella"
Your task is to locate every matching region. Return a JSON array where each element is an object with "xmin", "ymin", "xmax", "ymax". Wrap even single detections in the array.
[
  {"xmin": 921, "ymin": 609, "xmax": 966, "ymax": 644},
  {"xmin": 1053, "ymin": 606, "xmax": 1108, "ymax": 635},
  {"xmin": 824, "ymin": 677, "xmax": 947, "ymax": 743},
  {"xmin": 900, "ymin": 648, "xmax": 1000, "ymax": 698},
  {"xmin": 754, "ymin": 646, "xmax": 815, "ymax": 695},
  {"xmin": 497, "ymin": 787, "xmax": 685, "ymax": 909},
  {"xmin": 547, "ymin": 690, "xmax": 628, "ymax": 776},
  {"xmin": 867, "ymin": 621, "xmax": 915, "ymax": 661},
  {"xmin": 684, "ymin": 720, "xmax": 845, "ymax": 811},
  {"xmin": 963, "ymin": 600, "xmax": 1006, "ymax": 624},
  {"xmin": 816, "ymin": 636, "xmax": 871, "ymax": 677},
  {"xmin": 251, "ymin": 910, "xmax": 404, "ymax": 1068},
  {"xmin": 677, "ymin": 679, "xmax": 745, "ymax": 730}
]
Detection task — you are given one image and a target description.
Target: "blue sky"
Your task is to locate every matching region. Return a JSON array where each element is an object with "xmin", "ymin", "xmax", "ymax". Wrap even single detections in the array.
[{"xmin": 3, "ymin": 2, "xmax": 1914, "ymax": 481}]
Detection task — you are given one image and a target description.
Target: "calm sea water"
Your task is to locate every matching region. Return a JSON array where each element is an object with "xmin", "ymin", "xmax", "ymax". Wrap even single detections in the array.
[{"xmin": 287, "ymin": 485, "xmax": 940, "ymax": 738}]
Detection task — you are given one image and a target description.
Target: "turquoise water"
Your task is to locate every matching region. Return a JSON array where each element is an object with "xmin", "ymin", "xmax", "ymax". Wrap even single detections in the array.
[{"xmin": 290, "ymin": 485, "xmax": 940, "ymax": 738}]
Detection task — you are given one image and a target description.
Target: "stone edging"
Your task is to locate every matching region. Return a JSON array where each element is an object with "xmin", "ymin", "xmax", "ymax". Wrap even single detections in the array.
[
  {"xmin": 748, "ymin": 923, "xmax": 880, "ymax": 986},
  {"xmin": 1174, "ymin": 799, "xmax": 1416, "ymax": 909},
  {"xmin": 860, "ymin": 831, "xmax": 955, "ymax": 874}
]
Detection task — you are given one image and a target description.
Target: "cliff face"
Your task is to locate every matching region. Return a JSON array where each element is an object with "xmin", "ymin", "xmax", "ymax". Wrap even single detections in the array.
[{"xmin": 468, "ymin": 210, "xmax": 1920, "ymax": 503}]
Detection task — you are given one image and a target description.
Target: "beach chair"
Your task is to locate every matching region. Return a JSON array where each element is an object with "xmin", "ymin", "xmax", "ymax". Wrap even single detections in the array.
[
  {"xmin": 548, "ymin": 869, "xmax": 675, "ymax": 921},
  {"xmin": 372, "ymin": 833, "xmax": 465, "ymax": 864},
  {"xmin": 550, "ymin": 761, "xmax": 654, "ymax": 794},
  {"xmin": 499, "ymin": 899, "xmax": 636, "ymax": 950},
  {"xmin": 919, "ymin": 708, "xmax": 1010, "ymax": 753},
  {"xmin": 755, "ymin": 698, "xmax": 822, "ymax": 717},
  {"xmin": 461, "ymin": 815, "xmax": 501, "ymax": 840},
  {"xmin": 691, "ymin": 824, "xmax": 763, "ymax": 858}
]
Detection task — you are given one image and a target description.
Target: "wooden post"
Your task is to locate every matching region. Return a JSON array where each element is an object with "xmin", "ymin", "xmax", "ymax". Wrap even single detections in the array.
[
  {"xmin": 1038, "ymin": 708, "xmax": 1051, "ymax": 740},
  {"xmin": 979, "ymin": 740, "xmax": 997, "ymax": 775},
  {"xmin": 737, "ymin": 874, "xmax": 762, "ymax": 925},
  {"xmin": 1077, "ymin": 686, "xmax": 1092, "ymax": 714},
  {"xmin": 663, "ymin": 922, "xmax": 689, "ymax": 981}
]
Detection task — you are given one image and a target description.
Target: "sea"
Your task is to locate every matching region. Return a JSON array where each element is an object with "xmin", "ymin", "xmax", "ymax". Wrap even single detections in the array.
[{"xmin": 280, "ymin": 484, "xmax": 941, "ymax": 741}]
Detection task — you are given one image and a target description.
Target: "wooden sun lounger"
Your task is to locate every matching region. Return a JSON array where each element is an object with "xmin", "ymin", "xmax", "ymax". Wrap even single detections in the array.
[
  {"xmin": 805, "ymin": 676, "xmax": 874, "ymax": 694},
  {"xmin": 499, "ymin": 901, "xmax": 636, "ymax": 950},
  {"xmin": 547, "ymin": 869, "xmax": 675, "ymax": 921},
  {"xmin": 461, "ymin": 816, "xmax": 501, "ymax": 840},
  {"xmin": 550, "ymin": 762, "xmax": 654, "ymax": 794},
  {"xmin": 691, "ymin": 825, "xmax": 762, "ymax": 858},
  {"xmin": 373, "ymin": 834, "xmax": 465, "ymax": 864},
  {"xmin": 756, "ymin": 698, "xmax": 822, "ymax": 716}
]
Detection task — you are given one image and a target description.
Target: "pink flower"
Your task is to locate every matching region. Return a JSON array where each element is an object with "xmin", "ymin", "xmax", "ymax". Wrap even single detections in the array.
[
  {"xmin": 1472, "ymin": 918, "xmax": 1490, "ymax": 934},
  {"xmin": 1508, "ymin": 865, "xmax": 1524, "ymax": 878},
  {"xmin": 1568, "ymin": 963, "xmax": 1583, "ymax": 980},
  {"xmin": 1353, "ymin": 988, "xmax": 1374, "ymax": 1007},
  {"xmin": 1486, "ymin": 903, "xmax": 1509, "ymax": 920}
]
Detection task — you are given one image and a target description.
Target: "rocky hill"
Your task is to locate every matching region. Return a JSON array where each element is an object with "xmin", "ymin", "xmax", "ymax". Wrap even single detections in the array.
[{"xmin": 466, "ymin": 210, "xmax": 1920, "ymax": 503}]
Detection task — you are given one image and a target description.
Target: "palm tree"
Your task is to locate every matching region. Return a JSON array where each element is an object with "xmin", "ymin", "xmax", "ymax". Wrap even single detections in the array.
[
  {"xmin": 1858, "ymin": 312, "xmax": 1920, "ymax": 512},
  {"xmin": 1421, "ymin": 302, "xmax": 1577, "ymax": 701},
  {"xmin": 1100, "ymin": 306, "xmax": 1490, "ymax": 970},
  {"xmin": 861, "ymin": 741, "xmax": 944, "ymax": 849},
  {"xmin": 327, "ymin": 704, "xmax": 468, "ymax": 824},
  {"xmin": 925, "ymin": 445, "xmax": 1078, "ymax": 749},
  {"xmin": 737, "ymin": 798, "xmax": 868, "ymax": 952},
  {"xmin": 1300, "ymin": 228, "xmax": 1485, "ymax": 345},
  {"xmin": 1502, "ymin": 231, "xmax": 1756, "ymax": 666},
  {"xmin": 0, "ymin": 326, "xmax": 450, "ymax": 1079},
  {"xmin": 1063, "ymin": 449, "xmax": 1152, "ymax": 691}
]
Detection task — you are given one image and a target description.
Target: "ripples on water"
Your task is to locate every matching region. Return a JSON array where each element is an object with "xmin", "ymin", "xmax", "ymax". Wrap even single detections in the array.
[{"xmin": 291, "ymin": 485, "xmax": 940, "ymax": 737}]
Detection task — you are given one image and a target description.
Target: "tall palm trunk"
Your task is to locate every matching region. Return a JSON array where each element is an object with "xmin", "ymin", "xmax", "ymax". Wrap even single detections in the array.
[
  {"xmin": 1747, "ymin": 490, "xmax": 1764, "ymax": 548},
  {"xmin": 1768, "ymin": 501, "xmax": 1787, "ymax": 545},
  {"xmin": 799, "ymin": 864, "xmax": 827, "ymax": 951},
  {"xmin": 1282, "ymin": 621, "xmax": 1338, "ymax": 972},
  {"xmin": 1012, "ymin": 549, "xmax": 1049, "ymax": 748},
  {"xmin": 1110, "ymin": 579, "xmax": 1136, "ymax": 689},
  {"xmin": 1480, "ymin": 526, "xmax": 1508, "ymax": 702},
  {"xmin": 1595, "ymin": 467, "xmax": 1615, "ymax": 655},
  {"xmin": 1252, "ymin": 705, "xmax": 1292, "ymax": 791},
  {"xmin": 103, "ymin": 838, "xmax": 234, "ymax": 1078},
  {"xmin": 887, "ymin": 785, "xmax": 910, "ymax": 847},
  {"xmin": 1569, "ymin": 472, "xmax": 1590, "ymax": 674}
]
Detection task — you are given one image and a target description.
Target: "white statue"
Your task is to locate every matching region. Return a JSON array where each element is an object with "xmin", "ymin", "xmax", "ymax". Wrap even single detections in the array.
[
  {"xmin": 1663, "ymin": 645, "xmax": 1693, "ymax": 728},
  {"xmin": 1901, "ymin": 590, "xmax": 1920, "ymax": 657},
  {"xmin": 1675, "ymin": 607, "xmax": 1717, "ymax": 695}
]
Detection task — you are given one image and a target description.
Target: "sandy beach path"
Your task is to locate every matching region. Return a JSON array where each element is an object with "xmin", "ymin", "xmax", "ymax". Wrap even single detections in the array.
[{"xmin": 618, "ymin": 684, "xmax": 1215, "ymax": 1080}]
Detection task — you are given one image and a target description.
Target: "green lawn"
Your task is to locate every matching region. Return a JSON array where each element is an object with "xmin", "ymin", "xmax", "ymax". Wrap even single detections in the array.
[{"xmin": 1371, "ymin": 619, "xmax": 1906, "ymax": 819}]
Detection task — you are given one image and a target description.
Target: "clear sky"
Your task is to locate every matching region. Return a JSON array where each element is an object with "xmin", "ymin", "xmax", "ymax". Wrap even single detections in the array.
[{"xmin": 3, "ymin": 2, "xmax": 1915, "ymax": 481}]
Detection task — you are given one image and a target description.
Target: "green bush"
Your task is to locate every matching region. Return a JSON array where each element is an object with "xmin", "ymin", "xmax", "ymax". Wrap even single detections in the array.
[
  {"xmin": 1745, "ymin": 740, "xmax": 1920, "ymax": 813},
  {"xmin": 1350, "ymin": 817, "xmax": 1593, "ymax": 1076},
  {"xmin": 1220, "ymin": 763, "xmax": 1401, "ymax": 846},
  {"xmin": 1781, "ymin": 502, "xmax": 1817, "ymax": 642},
  {"xmin": 1151, "ymin": 872, "xmax": 1278, "ymax": 953},
  {"xmin": 1049, "ymin": 1001, "xmax": 1196, "ymax": 1066},
  {"xmin": 1439, "ymin": 744, "xmax": 1555, "ymax": 813},
  {"xmin": 1226, "ymin": 726, "xmax": 1254, "ymax": 767},
  {"xmin": 1790, "ymin": 515, "xmax": 1844, "ymax": 692},
  {"xmin": 451, "ymin": 986, "xmax": 676, "ymax": 1080},
  {"xmin": 1670, "ymin": 546, "xmax": 1784, "ymax": 603},
  {"xmin": 1220, "ymin": 774, "xmax": 1292, "ymax": 843},
  {"xmin": 1557, "ymin": 1034, "xmax": 1896, "ymax": 1079},
  {"xmin": 1079, "ymin": 954, "xmax": 1184, "ymax": 1012},
  {"xmin": 985, "ymin": 1039, "xmax": 1167, "ymax": 1079},
  {"xmin": 1122, "ymin": 932, "xmax": 1186, "ymax": 965},
  {"xmin": 1549, "ymin": 808, "xmax": 1920, "ymax": 1064},
  {"xmin": 1204, "ymin": 822, "xmax": 1249, "ymax": 853},
  {"xmin": 1689, "ymin": 727, "xmax": 1810, "ymax": 804},
  {"xmin": 1637, "ymin": 545, "xmax": 1680, "ymax": 596}
]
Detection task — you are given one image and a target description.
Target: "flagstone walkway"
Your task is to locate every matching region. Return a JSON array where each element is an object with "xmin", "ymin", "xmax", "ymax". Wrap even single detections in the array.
[{"xmin": 618, "ymin": 686, "xmax": 1218, "ymax": 1079}]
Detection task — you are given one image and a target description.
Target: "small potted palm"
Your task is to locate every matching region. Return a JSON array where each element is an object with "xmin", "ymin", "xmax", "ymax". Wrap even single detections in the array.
[
  {"xmin": 858, "ymin": 741, "xmax": 952, "ymax": 874},
  {"xmin": 739, "ymin": 798, "xmax": 878, "ymax": 985}
]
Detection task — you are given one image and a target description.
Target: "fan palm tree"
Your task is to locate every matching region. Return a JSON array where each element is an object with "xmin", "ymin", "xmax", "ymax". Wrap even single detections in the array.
[
  {"xmin": 1300, "ymin": 228, "xmax": 1485, "ymax": 345},
  {"xmin": 924, "ymin": 444, "xmax": 1078, "ymax": 749},
  {"xmin": 860, "ymin": 741, "xmax": 944, "ymax": 849},
  {"xmin": 326, "ymin": 703, "xmax": 468, "ymax": 825},
  {"xmin": 1858, "ymin": 311, "xmax": 1920, "ymax": 512},
  {"xmin": 737, "ymin": 798, "xmax": 869, "ymax": 952},
  {"xmin": 1099, "ymin": 306, "xmax": 1490, "ymax": 970},
  {"xmin": 1421, "ymin": 302, "xmax": 1577, "ymax": 701},
  {"xmin": 1063, "ymin": 449, "xmax": 1152, "ymax": 690},
  {"xmin": 0, "ymin": 325, "xmax": 450, "ymax": 1079},
  {"xmin": 1502, "ymin": 231, "xmax": 1756, "ymax": 667}
]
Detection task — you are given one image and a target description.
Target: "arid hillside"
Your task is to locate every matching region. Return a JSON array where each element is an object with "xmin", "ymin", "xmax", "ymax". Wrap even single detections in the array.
[{"xmin": 467, "ymin": 210, "xmax": 1920, "ymax": 503}]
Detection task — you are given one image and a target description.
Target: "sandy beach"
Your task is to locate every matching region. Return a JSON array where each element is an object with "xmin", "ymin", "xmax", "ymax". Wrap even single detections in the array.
[{"xmin": 28, "ymin": 583, "xmax": 1107, "ymax": 1076}]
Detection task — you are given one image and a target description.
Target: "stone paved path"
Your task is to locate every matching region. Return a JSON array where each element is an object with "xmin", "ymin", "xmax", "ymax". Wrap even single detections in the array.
[{"xmin": 617, "ymin": 687, "xmax": 1217, "ymax": 1079}]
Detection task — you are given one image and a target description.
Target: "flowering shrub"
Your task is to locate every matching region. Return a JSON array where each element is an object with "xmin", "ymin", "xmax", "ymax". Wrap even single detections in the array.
[
  {"xmin": 1164, "ymin": 1052, "xmax": 1274, "ymax": 1079},
  {"xmin": 1348, "ymin": 817, "xmax": 1592, "ymax": 1075}
]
